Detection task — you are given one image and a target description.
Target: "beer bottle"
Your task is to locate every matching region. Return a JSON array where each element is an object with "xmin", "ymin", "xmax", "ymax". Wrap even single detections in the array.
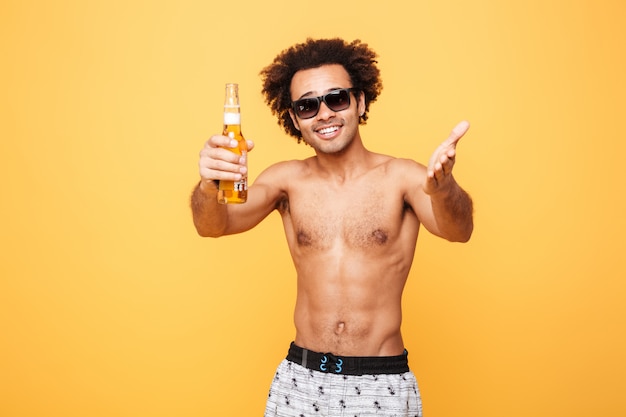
[{"xmin": 217, "ymin": 83, "xmax": 248, "ymax": 204}]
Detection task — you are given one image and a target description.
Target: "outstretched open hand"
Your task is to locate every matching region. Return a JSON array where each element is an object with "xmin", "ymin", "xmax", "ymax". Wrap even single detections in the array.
[{"xmin": 424, "ymin": 120, "xmax": 470, "ymax": 195}]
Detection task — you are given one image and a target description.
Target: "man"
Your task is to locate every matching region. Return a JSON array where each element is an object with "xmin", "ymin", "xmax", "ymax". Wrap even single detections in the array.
[{"xmin": 191, "ymin": 38, "xmax": 473, "ymax": 417}]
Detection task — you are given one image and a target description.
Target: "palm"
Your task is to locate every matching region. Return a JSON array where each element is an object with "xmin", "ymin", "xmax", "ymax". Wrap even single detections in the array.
[{"xmin": 424, "ymin": 121, "xmax": 470, "ymax": 195}]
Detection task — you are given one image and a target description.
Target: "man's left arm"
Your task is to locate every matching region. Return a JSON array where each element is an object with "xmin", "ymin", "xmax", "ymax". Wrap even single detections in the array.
[{"xmin": 420, "ymin": 121, "xmax": 474, "ymax": 242}]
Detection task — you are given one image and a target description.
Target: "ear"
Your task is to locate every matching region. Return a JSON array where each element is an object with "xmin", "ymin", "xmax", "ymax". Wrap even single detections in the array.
[
  {"xmin": 357, "ymin": 91, "xmax": 366, "ymax": 117},
  {"xmin": 288, "ymin": 109, "xmax": 301, "ymax": 131}
]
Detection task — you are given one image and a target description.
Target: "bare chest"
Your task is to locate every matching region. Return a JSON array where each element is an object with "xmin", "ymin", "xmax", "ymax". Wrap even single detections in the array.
[{"xmin": 285, "ymin": 186, "xmax": 402, "ymax": 250}]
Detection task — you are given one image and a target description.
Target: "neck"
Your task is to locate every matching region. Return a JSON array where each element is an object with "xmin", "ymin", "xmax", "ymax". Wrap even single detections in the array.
[{"xmin": 313, "ymin": 136, "xmax": 372, "ymax": 181}]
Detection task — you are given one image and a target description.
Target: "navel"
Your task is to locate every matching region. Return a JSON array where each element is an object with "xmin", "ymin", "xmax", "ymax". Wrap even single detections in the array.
[{"xmin": 334, "ymin": 322, "xmax": 346, "ymax": 335}]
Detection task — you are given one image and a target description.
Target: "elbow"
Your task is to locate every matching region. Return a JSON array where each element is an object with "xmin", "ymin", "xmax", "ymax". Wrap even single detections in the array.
[
  {"xmin": 453, "ymin": 232, "xmax": 472, "ymax": 243},
  {"xmin": 450, "ymin": 222, "xmax": 473, "ymax": 243},
  {"xmin": 196, "ymin": 230, "xmax": 221, "ymax": 238},
  {"xmin": 193, "ymin": 222, "xmax": 226, "ymax": 238},
  {"xmin": 440, "ymin": 220, "xmax": 473, "ymax": 243},
  {"xmin": 196, "ymin": 229, "xmax": 225, "ymax": 238},
  {"xmin": 450, "ymin": 203, "xmax": 474, "ymax": 243}
]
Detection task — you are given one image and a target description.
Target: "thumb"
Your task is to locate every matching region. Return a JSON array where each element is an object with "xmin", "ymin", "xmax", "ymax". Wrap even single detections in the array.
[{"xmin": 446, "ymin": 120, "xmax": 470, "ymax": 147}]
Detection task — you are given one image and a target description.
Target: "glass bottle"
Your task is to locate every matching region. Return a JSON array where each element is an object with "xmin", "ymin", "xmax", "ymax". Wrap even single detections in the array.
[{"xmin": 217, "ymin": 83, "xmax": 248, "ymax": 204}]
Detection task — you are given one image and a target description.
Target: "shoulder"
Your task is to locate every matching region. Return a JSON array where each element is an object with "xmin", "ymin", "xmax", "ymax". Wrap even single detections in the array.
[
  {"xmin": 251, "ymin": 158, "xmax": 312, "ymax": 198},
  {"xmin": 252, "ymin": 159, "xmax": 313, "ymax": 214},
  {"xmin": 387, "ymin": 156, "xmax": 424, "ymax": 169},
  {"xmin": 379, "ymin": 158, "xmax": 431, "ymax": 209},
  {"xmin": 257, "ymin": 158, "xmax": 312, "ymax": 181},
  {"xmin": 382, "ymin": 156, "xmax": 427, "ymax": 181}
]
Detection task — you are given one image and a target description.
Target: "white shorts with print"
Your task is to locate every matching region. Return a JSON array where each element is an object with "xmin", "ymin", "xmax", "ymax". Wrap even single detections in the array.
[{"xmin": 264, "ymin": 359, "xmax": 423, "ymax": 417}]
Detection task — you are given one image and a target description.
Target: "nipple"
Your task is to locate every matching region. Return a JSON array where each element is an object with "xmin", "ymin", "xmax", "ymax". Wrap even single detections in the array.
[{"xmin": 334, "ymin": 322, "xmax": 345, "ymax": 335}]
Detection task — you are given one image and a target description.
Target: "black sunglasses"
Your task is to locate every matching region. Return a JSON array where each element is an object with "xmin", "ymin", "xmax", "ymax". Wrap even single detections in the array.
[{"xmin": 292, "ymin": 88, "xmax": 360, "ymax": 119}]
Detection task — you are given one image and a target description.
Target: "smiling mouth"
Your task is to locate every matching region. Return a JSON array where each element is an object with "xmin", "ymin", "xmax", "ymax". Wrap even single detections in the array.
[{"xmin": 316, "ymin": 126, "xmax": 339, "ymax": 135}]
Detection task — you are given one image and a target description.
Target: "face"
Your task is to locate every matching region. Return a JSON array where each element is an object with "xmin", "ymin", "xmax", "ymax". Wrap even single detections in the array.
[{"xmin": 289, "ymin": 64, "xmax": 365, "ymax": 154}]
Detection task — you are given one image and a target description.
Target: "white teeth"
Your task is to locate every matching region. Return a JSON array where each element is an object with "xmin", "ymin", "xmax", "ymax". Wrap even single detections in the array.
[{"xmin": 318, "ymin": 126, "xmax": 338, "ymax": 135}]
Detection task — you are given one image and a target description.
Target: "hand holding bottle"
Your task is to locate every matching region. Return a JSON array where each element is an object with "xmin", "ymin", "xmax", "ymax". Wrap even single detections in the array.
[
  {"xmin": 198, "ymin": 83, "xmax": 252, "ymax": 204},
  {"xmin": 198, "ymin": 134, "xmax": 253, "ymax": 188}
]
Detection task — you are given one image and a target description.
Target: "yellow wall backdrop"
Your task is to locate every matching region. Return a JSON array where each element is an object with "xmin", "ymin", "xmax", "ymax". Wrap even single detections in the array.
[{"xmin": 1, "ymin": 0, "xmax": 625, "ymax": 416}]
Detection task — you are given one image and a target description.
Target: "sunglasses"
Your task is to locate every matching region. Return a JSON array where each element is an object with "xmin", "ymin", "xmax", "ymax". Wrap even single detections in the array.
[{"xmin": 291, "ymin": 88, "xmax": 360, "ymax": 119}]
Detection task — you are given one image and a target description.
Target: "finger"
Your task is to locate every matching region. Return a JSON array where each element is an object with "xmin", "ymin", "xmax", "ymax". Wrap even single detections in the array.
[
  {"xmin": 427, "ymin": 159, "xmax": 443, "ymax": 183},
  {"xmin": 200, "ymin": 146, "xmax": 243, "ymax": 165},
  {"xmin": 427, "ymin": 147, "xmax": 452, "ymax": 175},
  {"xmin": 204, "ymin": 154, "xmax": 247, "ymax": 171},
  {"xmin": 208, "ymin": 134, "xmax": 238, "ymax": 149},
  {"xmin": 440, "ymin": 151, "xmax": 456, "ymax": 172},
  {"xmin": 199, "ymin": 145, "xmax": 247, "ymax": 182},
  {"xmin": 445, "ymin": 120, "xmax": 470, "ymax": 147},
  {"xmin": 425, "ymin": 171, "xmax": 437, "ymax": 191},
  {"xmin": 200, "ymin": 167, "xmax": 245, "ymax": 182},
  {"xmin": 429, "ymin": 154, "xmax": 456, "ymax": 185},
  {"xmin": 427, "ymin": 122, "xmax": 465, "ymax": 171},
  {"xmin": 424, "ymin": 165, "xmax": 443, "ymax": 195},
  {"xmin": 200, "ymin": 158, "xmax": 247, "ymax": 180}
]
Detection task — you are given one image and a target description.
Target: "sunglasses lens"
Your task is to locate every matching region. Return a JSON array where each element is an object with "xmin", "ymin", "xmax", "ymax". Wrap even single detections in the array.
[
  {"xmin": 325, "ymin": 90, "xmax": 350, "ymax": 111},
  {"xmin": 293, "ymin": 89, "xmax": 354, "ymax": 119},
  {"xmin": 294, "ymin": 98, "xmax": 319, "ymax": 119}
]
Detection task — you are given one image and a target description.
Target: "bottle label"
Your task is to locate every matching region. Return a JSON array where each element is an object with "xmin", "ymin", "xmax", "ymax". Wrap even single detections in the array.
[
  {"xmin": 223, "ymin": 112, "xmax": 241, "ymax": 125},
  {"xmin": 233, "ymin": 179, "xmax": 247, "ymax": 192}
]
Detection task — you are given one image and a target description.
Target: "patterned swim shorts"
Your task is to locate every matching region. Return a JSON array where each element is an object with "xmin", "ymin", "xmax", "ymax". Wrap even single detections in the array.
[{"xmin": 264, "ymin": 344, "xmax": 423, "ymax": 417}]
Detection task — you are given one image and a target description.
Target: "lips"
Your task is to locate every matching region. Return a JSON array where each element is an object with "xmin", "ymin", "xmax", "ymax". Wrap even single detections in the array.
[{"xmin": 315, "ymin": 125, "xmax": 340, "ymax": 138}]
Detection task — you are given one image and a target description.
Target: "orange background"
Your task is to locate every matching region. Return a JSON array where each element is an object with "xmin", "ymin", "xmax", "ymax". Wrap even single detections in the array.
[{"xmin": 1, "ymin": 1, "xmax": 625, "ymax": 416}]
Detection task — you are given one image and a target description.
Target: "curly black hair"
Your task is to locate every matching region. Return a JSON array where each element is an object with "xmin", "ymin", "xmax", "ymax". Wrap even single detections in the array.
[{"xmin": 260, "ymin": 38, "xmax": 383, "ymax": 142}]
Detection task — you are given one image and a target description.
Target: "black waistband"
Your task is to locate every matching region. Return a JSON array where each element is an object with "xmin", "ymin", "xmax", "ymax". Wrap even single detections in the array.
[{"xmin": 286, "ymin": 342, "xmax": 410, "ymax": 376}]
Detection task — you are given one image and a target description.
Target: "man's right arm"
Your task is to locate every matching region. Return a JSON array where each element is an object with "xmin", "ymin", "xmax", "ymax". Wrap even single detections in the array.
[
  {"xmin": 190, "ymin": 134, "xmax": 285, "ymax": 237},
  {"xmin": 190, "ymin": 179, "xmax": 229, "ymax": 237},
  {"xmin": 189, "ymin": 134, "xmax": 248, "ymax": 237}
]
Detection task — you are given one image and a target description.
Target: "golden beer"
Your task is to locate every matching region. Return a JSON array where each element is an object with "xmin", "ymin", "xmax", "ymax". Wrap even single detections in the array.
[{"xmin": 217, "ymin": 83, "xmax": 248, "ymax": 204}]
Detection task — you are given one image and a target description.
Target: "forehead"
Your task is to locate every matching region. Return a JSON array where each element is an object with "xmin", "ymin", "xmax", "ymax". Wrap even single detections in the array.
[{"xmin": 290, "ymin": 64, "xmax": 351, "ymax": 98}]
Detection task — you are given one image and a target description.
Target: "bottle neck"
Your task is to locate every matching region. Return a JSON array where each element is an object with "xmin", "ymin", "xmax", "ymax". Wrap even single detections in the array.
[
  {"xmin": 223, "ymin": 109, "xmax": 242, "ymax": 137},
  {"xmin": 223, "ymin": 110, "xmax": 241, "ymax": 126},
  {"xmin": 223, "ymin": 83, "xmax": 241, "ymax": 133},
  {"xmin": 223, "ymin": 83, "xmax": 240, "ymax": 126}
]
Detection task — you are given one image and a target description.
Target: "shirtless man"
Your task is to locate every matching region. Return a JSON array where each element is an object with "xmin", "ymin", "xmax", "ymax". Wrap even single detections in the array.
[{"xmin": 190, "ymin": 38, "xmax": 473, "ymax": 417}]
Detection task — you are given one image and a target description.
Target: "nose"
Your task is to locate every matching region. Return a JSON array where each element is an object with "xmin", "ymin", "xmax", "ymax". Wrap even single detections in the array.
[{"xmin": 315, "ymin": 101, "xmax": 336, "ymax": 120}]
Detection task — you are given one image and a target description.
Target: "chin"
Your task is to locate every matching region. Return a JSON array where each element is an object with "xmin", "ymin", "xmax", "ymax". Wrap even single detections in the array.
[{"xmin": 308, "ymin": 137, "xmax": 352, "ymax": 155}]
